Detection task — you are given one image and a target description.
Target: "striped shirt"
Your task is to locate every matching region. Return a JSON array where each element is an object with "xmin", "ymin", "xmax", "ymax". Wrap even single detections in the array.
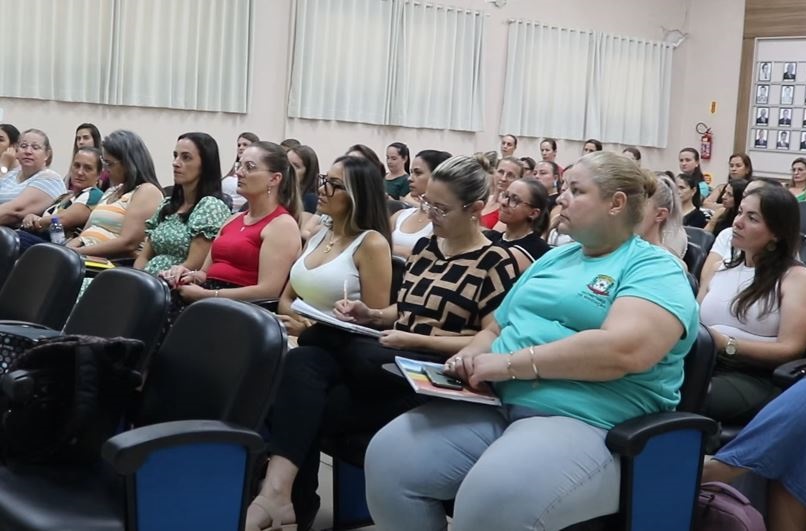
[{"xmin": 0, "ymin": 168, "xmax": 66, "ymax": 205}]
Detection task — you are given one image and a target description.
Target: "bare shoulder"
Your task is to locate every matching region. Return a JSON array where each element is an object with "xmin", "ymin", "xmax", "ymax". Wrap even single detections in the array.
[
  {"xmin": 356, "ymin": 231, "xmax": 391, "ymax": 260},
  {"xmin": 783, "ymin": 264, "xmax": 806, "ymax": 289},
  {"xmin": 263, "ymin": 213, "xmax": 301, "ymax": 238}
]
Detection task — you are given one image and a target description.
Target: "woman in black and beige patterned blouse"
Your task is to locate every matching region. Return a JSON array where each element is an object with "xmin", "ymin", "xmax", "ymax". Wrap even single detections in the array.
[{"xmin": 246, "ymin": 155, "xmax": 518, "ymax": 531}]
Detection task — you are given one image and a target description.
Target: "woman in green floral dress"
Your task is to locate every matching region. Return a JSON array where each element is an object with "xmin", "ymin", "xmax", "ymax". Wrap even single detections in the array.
[{"xmin": 134, "ymin": 132, "xmax": 230, "ymax": 275}]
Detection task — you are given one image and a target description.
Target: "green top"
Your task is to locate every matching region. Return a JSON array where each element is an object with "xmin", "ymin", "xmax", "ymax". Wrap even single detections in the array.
[
  {"xmin": 143, "ymin": 196, "xmax": 231, "ymax": 275},
  {"xmin": 492, "ymin": 236, "xmax": 698, "ymax": 429},
  {"xmin": 385, "ymin": 174, "xmax": 410, "ymax": 200}
]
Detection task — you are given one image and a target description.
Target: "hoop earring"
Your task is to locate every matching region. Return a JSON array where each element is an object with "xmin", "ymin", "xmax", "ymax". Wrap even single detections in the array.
[{"xmin": 766, "ymin": 241, "xmax": 777, "ymax": 252}]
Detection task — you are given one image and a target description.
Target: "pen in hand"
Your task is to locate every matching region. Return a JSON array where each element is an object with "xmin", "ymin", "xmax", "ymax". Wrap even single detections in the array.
[{"xmin": 343, "ymin": 279, "xmax": 348, "ymax": 302}]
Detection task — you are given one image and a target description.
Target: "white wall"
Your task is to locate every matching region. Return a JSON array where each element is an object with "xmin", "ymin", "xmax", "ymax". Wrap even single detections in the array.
[{"xmin": 0, "ymin": 0, "xmax": 745, "ymax": 185}]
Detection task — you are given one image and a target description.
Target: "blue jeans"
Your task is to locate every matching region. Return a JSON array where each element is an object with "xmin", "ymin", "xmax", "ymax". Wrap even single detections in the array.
[{"xmin": 365, "ymin": 401, "xmax": 620, "ymax": 531}]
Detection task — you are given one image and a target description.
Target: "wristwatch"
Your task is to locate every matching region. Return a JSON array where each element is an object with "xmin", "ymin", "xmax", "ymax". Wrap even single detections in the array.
[
  {"xmin": 0, "ymin": 166, "xmax": 8, "ymax": 175},
  {"xmin": 724, "ymin": 336, "xmax": 738, "ymax": 356}
]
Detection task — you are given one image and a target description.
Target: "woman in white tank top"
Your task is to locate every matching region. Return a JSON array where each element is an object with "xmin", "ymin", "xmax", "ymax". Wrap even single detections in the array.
[
  {"xmin": 277, "ymin": 156, "xmax": 393, "ymax": 336},
  {"xmin": 698, "ymin": 186, "xmax": 806, "ymax": 425},
  {"xmin": 391, "ymin": 149, "xmax": 451, "ymax": 257}
]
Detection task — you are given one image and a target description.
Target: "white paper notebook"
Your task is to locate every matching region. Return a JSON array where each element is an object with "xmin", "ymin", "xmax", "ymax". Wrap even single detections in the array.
[{"xmin": 290, "ymin": 299, "xmax": 382, "ymax": 338}]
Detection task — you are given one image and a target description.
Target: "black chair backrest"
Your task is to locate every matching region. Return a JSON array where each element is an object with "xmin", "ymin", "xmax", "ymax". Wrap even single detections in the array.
[
  {"xmin": 63, "ymin": 268, "xmax": 171, "ymax": 358},
  {"xmin": 799, "ymin": 202, "xmax": 806, "ymax": 235},
  {"xmin": 684, "ymin": 226, "xmax": 715, "ymax": 254},
  {"xmin": 678, "ymin": 323, "xmax": 717, "ymax": 414},
  {"xmin": 386, "ymin": 199, "xmax": 409, "ymax": 216},
  {"xmin": 0, "ymin": 244, "xmax": 84, "ymax": 329},
  {"xmin": 686, "ymin": 271, "xmax": 699, "ymax": 295},
  {"xmin": 137, "ymin": 299, "xmax": 287, "ymax": 430},
  {"xmin": 391, "ymin": 255, "xmax": 407, "ymax": 304},
  {"xmin": 799, "ymin": 234, "xmax": 806, "ymax": 263},
  {"xmin": 683, "ymin": 242, "xmax": 706, "ymax": 281},
  {"xmin": 0, "ymin": 227, "xmax": 19, "ymax": 290}
]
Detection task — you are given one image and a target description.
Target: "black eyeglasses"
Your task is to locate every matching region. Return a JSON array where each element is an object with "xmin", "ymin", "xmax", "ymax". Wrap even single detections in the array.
[
  {"xmin": 319, "ymin": 175, "xmax": 346, "ymax": 197},
  {"xmin": 500, "ymin": 191, "xmax": 534, "ymax": 209}
]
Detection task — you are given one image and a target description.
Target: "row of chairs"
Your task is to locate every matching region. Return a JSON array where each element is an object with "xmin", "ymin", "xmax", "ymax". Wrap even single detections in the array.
[{"xmin": 0, "ymin": 241, "xmax": 288, "ymax": 530}]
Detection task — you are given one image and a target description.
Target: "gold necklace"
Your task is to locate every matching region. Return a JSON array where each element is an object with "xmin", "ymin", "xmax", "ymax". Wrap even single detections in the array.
[{"xmin": 323, "ymin": 231, "xmax": 341, "ymax": 253}]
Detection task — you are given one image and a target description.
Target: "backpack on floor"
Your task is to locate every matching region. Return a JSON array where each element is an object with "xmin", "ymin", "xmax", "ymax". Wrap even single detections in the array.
[
  {"xmin": 0, "ymin": 334, "xmax": 145, "ymax": 464},
  {"xmin": 695, "ymin": 481, "xmax": 766, "ymax": 531}
]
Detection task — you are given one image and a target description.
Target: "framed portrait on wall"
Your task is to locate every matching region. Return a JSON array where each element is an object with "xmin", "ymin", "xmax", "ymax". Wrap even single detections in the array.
[
  {"xmin": 755, "ymin": 107, "xmax": 770, "ymax": 124},
  {"xmin": 800, "ymin": 131, "xmax": 806, "ymax": 151},
  {"xmin": 756, "ymin": 84, "xmax": 769, "ymax": 104},
  {"xmin": 758, "ymin": 61, "xmax": 772, "ymax": 81},
  {"xmin": 781, "ymin": 85, "xmax": 795, "ymax": 105},
  {"xmin": 778, "ymin": 108, "xmax": 793, "ymax": 126},
  {"xmin": 783, "ymin": 62, "xmax": 797, "ymax": 81},
  {"xmin": 754, "ymin": 129, "xmax": 768, "ymax": 148},
  {"xmin": 776, "ymin": 130, "xmax": 790, "ymax": 150}
]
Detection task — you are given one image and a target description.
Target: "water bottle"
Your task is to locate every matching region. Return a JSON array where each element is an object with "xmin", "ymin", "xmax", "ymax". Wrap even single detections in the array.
[{"xmin": 49, "ymin": 216, "xmax": 65, "ymax": 245}]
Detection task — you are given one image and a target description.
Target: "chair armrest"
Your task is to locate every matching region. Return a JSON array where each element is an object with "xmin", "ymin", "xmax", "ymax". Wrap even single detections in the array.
[
  {"xmin": 606, "ymin": 411, "xmax": 718, "ymax": 457},
  {"xmin": 0, "ymin": 321, "xmax": 52, "ymax": 329},
  {"xmin": 773, "ymin": 359, "xmax": 806, "ymax": 389},
  {"xmin": 101, "ymin": 420, "xmax": 264, "ymax": 475},
  {"xmin": 250, "ymin": 299, "xmax": 279, "ymax": 313}
]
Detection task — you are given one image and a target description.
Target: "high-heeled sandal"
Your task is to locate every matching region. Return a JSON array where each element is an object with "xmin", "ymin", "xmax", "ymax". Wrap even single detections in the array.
[{"xmin": 245, "ymin": 495, "xmax": 297, "ymax": 531}]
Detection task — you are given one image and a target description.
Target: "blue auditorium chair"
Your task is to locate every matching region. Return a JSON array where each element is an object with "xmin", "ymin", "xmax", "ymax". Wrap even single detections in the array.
[
  {"xmin": 0, "ymin": 226, "xmax": 19, "ymax": 290},
  {"xmin": 0, "ymin": 298, "xmax": 288, "ymax": 531}
]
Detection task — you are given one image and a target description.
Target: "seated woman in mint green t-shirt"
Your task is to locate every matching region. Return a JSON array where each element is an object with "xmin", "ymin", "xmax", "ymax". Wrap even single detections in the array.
[{"xmin": 364, "ymin": 152, "xmax": 699, "ymax": 531}]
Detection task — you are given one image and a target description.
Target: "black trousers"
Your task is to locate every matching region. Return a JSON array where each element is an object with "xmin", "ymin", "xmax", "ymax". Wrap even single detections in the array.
[{"xmin": 265, "ymin": 325, "xmax": 442, "ymax": 519}]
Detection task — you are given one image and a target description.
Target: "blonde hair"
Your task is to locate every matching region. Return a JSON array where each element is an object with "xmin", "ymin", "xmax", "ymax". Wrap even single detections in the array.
[{"xmin": 575, "ymin": 151, "xmax": 656, "ymax": 227}]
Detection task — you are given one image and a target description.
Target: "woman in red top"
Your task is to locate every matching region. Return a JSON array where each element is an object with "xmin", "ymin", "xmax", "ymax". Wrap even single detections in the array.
[{"xmin": 163, "ymin": 141, "xmax": 302, "ymax": 302}]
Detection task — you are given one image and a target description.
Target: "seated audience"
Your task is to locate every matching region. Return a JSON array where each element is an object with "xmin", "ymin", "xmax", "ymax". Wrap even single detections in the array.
[
  {"xmin": 276, "ymin": 155, "xmax": 392, "ymax": 336},
  {"xmin": 287, "ymin": 145, "xmax": 320, "ymax": 214},
  {"xmin": 676, "ymin": 172, "xmax": 707, "ymax": 228},
  {"xmin": 17, "ymin": 147, "xmax": 104, "ymax": 251},
  {"xmin": 392, "ymin": 149, "xmax": 452, "ymax": 257},
  {"xmin": 637, "ymin": 172, "xmax": 687, "ymax": 260},
  {"xmin": 699, "ymin": 185, "xmax": 806, "ymax": 425},
  {"xmin": 245, "ymin": 155, "xmax": 517, "ymax": 531},
  {"xmin": 535, "ymin": 160, "xmax": 561, "ymax": 213},
  {"xmin": 0, "ymin": 124, "xmax": 20, "ymax": 178},
  {"xmin": 485, "ymin": 178, "xmax": 550, "ymax": 273},
  {"xmin": 67, "ymin": 123, "xmax": 108, "ymax": 190},
  {"xmin": 699, "ymin": 178, "xmax": 783, "ymax": 303},
  {"xmin": 221, "ymin": 132, "xmax": 259, "ymax": 212},
  {"xmin": 385, "ymin": 142, "xmax": 411, "ymax": 200},
  {"xmin": 519, "ymin": 156, "xmax": 536, "ymax": 175},
  {"xmin": 133, "ymin": 133, "xmax": 230, "ymax": 275},
  {"xmin": 0, "ymin": 128, "xmax": 66, "ymax": 226},
  {"xmin": 66, "ymin": 130, "xmax": 163, "ymax": 258},
  {"xmin": 582, "ymin": 138, "xmax": 603, "ymax": 154},
  {"xmin": 540, "ymin": 137, "xmax": 558, "ymax": 162},
  {"xmin": 788, "ymin": 157, "xmax": 806, "ymax": 202},
  {"xmin": 622, "ymin": 146, "xmax": 642, "ymax": 165},
  {"xmin": 364, "ymin": 151, "xmax": 698, "ymax": 530},
  {"xmin": 480, "ymin": 156, "xmax": 524, "ymax": 230},
  {"xmin": 280, "ymin": 138, "xmax": 301, "ymax": 151},
  {"xmin": 679, "ymin": 147, "xmax": 709, "ymax": 200},
  {"xmin": 500, "ymin": 134, "xmax": 517, "ymax": 158},
  {"xmin": 163, "ymin": 141, "xmax": 301, "ymax": 303},
  {"xmin": 702, "ymin": 379, "xmax": 806, "ymax": 531},
  {"xmin": 704, "ymin": 178, "xmax": 748, "ymax": 235},
  {"xmin": 703, "ymin": 153, "xmax": 752, "ymax": 210}
]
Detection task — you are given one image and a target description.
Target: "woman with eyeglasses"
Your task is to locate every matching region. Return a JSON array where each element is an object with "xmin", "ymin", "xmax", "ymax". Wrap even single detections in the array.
[
  {"xmin": 485, "ymin": 178, "xmax": 550, "ymax": 274},
  {"xmin": 17, "ymin": 147, "xmax": 104, "ymax": 251},
  {"xmin": 364, "ymin": 151, "xmax": 699, "ymax": 531},
  {"xmin": 221, "ymin": 132, "xmax": 259, "ymax": 212},
  {"xmin": 479, "ymin": 156, "xmax": 525, "ymax": 230},
  {"xmin": 391, "ymin": 149, "xmax": 452, "ymax": 258},
  {"xmin": 133, "ymin": 133, "xmax": 230, "ymax": 276},
  {"xmin": 246, "ymin": 155, "xmax": 518, "ymax": 531},
  {"xmin": 66, "ymin": 130, "xmax": 163, "ymax": 258},
  {"xmin": 275, "ymin": 156, "xmax": 393, "ymax": 337},
  {"xmin": 0, "ymin": 128, "xmax": 67, "ymax": 226},
  {"xmin": 163, "ymin": 141, "xmax": 301, "ymax": 304}
]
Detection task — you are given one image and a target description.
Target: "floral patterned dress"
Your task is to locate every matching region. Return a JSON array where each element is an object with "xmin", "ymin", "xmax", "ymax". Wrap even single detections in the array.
[{"xmin": 143, "ymin": 196, "xmax": 231, "ymax": 275}]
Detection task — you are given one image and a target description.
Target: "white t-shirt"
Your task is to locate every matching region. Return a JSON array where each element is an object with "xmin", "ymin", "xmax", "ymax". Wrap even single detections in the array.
[{"xmin": 710, "ymin": 227, "xmax": 734, "ymax": 259}]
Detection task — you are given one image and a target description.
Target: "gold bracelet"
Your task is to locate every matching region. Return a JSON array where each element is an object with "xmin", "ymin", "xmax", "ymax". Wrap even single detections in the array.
[
  {"xmin": 506, "ymin": 353, "xmax": 517, "ymax": 380},
  {"xmin": 529, "ymin": 346, "xmax": 540, "ymax": 380}
]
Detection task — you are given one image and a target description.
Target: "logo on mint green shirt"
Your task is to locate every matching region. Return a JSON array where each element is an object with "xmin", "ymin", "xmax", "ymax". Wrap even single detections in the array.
[{"xmin": 587, "ymin": 274, "xmax": 615, "ymax": 296}]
